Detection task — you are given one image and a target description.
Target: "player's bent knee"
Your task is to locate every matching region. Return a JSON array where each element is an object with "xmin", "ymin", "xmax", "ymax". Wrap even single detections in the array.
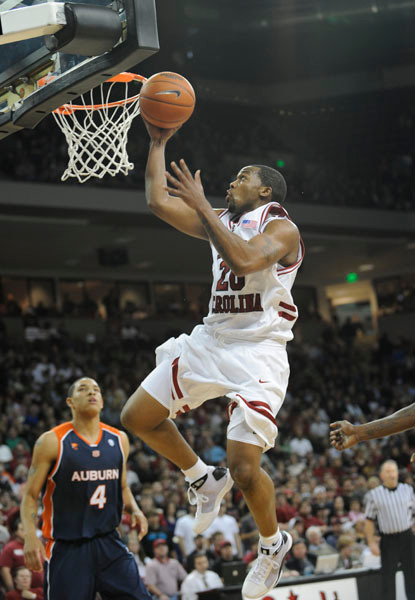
[
  {"xmin": 121, "ymin": 386, "xmax": 169, "ymax": 435},
  {"xmin": 229, "ymin": 461, "xmax": 258, "ymax": 490}
]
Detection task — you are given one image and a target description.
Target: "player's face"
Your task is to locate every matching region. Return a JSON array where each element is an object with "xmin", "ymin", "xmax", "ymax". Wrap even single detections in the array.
[
  {"xmin": 226, "ymin": 166, "xmax": 267, "ymax": 214},
  {"xmin": 67, "ymin": 378, "xmax": 103, "ymax": 416}
]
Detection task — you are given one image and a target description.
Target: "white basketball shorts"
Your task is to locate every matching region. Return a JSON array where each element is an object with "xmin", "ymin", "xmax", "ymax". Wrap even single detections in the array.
[{"xmin": 141, "ymin": 324, "xmax": 290, "ymax": 452}]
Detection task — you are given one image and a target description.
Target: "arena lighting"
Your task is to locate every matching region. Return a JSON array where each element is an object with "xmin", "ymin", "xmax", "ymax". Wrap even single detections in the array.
[{"xmin": 346, "ymin": 272, "xmax": 359, "ymax": 283}]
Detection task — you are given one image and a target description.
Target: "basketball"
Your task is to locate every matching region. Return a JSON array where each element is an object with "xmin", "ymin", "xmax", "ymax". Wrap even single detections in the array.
[{"xmin": 139, "ymin": 71, "xmax": 196, "ymax": 129}]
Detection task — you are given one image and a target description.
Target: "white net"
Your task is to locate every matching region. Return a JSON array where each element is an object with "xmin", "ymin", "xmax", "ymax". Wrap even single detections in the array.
[{"xmin": 53, "ymin": 73, "xmax": 145, "ymax": 183}]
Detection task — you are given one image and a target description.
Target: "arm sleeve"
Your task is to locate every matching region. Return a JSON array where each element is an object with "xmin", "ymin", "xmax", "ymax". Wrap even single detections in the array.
[
  {"xmin": 143, "ymin": 562, "xmax": 157, "ymax": 587},
  {"xmin": 211, "ymin": 572, "xmax": 224, "ymax": 588},
  {"xmin": 177, "ymin": 560, "xmax": 188, "ymax": 581},
  {"xmin": 180, "ymin": 577, "xmax": 197, "ymax": 600},
  {"xmin": 0, "ymin": 546, "xmax": 14, "ymax": 568},
  {"xmin": 173, "ymin": 518, "xmax": 185, "ymax": 537}
]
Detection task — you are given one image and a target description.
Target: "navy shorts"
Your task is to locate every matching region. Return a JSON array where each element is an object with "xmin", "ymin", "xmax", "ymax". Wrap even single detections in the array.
[{"xmin": 44, "ymin": 530, "xmax": 151, "ymax": 600}]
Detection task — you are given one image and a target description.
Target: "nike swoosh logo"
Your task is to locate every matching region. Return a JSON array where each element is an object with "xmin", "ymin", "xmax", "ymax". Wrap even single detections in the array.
[
  {"xmin": 154, "ymin": 90, "xmax": 181, "ymax": 97},
  {"xmin": 259, "ymin": 379, "xmax": 270, "ymax": 384}
]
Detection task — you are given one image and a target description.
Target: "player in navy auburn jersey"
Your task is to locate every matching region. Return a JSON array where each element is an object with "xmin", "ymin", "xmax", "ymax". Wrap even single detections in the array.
[
  {"xmin": 121, "ymin": 121, "xmax": 304, "ymax": 600},
  {"xmin": 21, "ymin": 377, "xmax": 151, "ymax": 600}
]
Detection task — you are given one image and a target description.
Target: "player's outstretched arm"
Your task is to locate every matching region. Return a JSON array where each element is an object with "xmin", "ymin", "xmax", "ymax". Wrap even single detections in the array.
[
  {"xmin": 119, "ymin": 432, "xmax": 148, "ymax": 541},
  {"xmin": 330, "ymin": 403, "xmax": 415, "ymax": 450},
  {"xmin": 166, "ymin": 159, "xmax": 299, "ymax": 276},
  {"xmin": 143, "ymin": 119, "xmax": 214, "ymax": 240},
  {"xmin": 21, "ymin": 431, "xmax": 58, "ymax": 571}
]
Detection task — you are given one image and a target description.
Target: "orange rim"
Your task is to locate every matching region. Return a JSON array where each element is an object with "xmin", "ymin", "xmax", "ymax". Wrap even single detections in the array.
[{"xmin": 40, "ymin": 72, "xmax": 147, "ymax": 115}]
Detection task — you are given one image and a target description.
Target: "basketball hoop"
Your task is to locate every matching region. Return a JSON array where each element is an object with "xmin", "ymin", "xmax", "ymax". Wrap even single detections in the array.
[{"xmin": 49, "ymin": 72, "xmax": 147, "ymax": 183}]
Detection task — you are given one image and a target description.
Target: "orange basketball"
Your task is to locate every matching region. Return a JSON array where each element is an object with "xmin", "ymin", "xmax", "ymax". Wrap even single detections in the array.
[{"xmin": 139, "ymin": 72, "xmax": 195, "ymax": 129}]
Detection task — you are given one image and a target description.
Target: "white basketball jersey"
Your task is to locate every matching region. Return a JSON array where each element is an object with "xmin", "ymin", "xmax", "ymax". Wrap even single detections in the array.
[{"xmin": 203, "ymin": 201, "xmax": 305, "ymax": 344}]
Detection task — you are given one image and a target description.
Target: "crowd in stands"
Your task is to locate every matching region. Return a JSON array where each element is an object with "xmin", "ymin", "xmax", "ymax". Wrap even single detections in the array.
[
  {"xmin": 0, "ymin": 310, "xmax": 414, "ymax": 598},
  {"xmin": 1, "ymin": 95, "xmax": 414, "ymax": 211},
  {"xmin": 376, "ymin": 276, "xmax": 415, "ymax": 317}
]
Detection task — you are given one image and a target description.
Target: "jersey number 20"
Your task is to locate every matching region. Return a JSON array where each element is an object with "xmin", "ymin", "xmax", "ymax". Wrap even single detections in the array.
[
  {"xmin": 216, "ymin": 260, "xmax": 245, "ymax": 291},
  {"xmin": 90, "ymin": 484, "xmax": 107, "ymax": 509}
]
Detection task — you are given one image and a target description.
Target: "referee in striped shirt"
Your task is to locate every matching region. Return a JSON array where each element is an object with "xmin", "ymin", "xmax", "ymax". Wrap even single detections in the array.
[{"xmin": 365, "ymin": 459, "xmax": 415, "ymax": 600}]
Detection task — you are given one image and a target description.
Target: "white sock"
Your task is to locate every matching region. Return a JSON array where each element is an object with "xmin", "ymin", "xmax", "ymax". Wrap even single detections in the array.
[
  {"xmin": 260, "ymin": 529, "xmax": 282, "ymax": 549},
  {"xmin": 182, "ymin": 458, "xmax": 208, "ymax": 482}
]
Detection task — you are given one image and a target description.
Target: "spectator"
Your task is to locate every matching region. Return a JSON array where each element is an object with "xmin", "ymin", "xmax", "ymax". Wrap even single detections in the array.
[
  {"xmin": 145, "ymin": 539, "xmax": 187, "ymax": 600},
  {"xmin": 209, "ymin": 531, "xmax": 225, "ymax": 559},
  {"xmin": 212, "ymin": 540, "xmax": 239, "ymax": 579},
  {"xmin": 289, "ymin": 425, "xmax": 313, "ymax": 458},
  {"xmin": 297, "ymin": 500, "xmax": 325, "ymax": 531},
  {"xmin": 5, "ymin": 566, "xmax": 43, "ymax": 600},
  {"xmin": 325, "ymin": 517, "xmax": 344, "ymax": 549},
  {"xmin": 0, "ymin": 518, "xmax": 43, "ymax": 591},
  {"xmin": 348, "ymin": 498, "xmax": 365, "ymax": 524},
  {"xmin": 275, "ymin": 492, "xmax": 297, "ymax": 525},
  {"xmin": 285, "ymin": 539, "xmax": 315, "ymax": 576},
  {"xmin": 305, "ymin": 526, "xmax": 336, "ymax": 565},
  {"xmin": 173, "ymin": 505, "xmax": 198, "ymax": 559},
  {"xmin": 337, "ymin": 534, "xmax": 360, "ymax": 570},
  {"xmin": 141, "ymin": 510, "xmax": 170, "ymax": 558},
  {"xmin": 200, "ymin": 434, "xmax": 226, "ymax": 466},
  {"xmin": 204, "ymin": 502, "xmax": 242, "ymax": 558},
  {"xmin": 181, "ymin": 553, "xmax": 223, "ymax": 600},
  {"xmin": 186, "ymin": 535, "xmax": 215, "ymax": 572},
  {"xmin": 239, "ymin": 510, "xmax": 258, "ymax": 555},
  {"xmin": 127, "ymin": 531, "xmax": 150, "ymax": 579}
]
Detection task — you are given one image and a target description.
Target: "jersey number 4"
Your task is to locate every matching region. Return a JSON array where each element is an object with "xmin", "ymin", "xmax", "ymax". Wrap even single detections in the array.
[
  {"xmin": 90, "ymin": 484, "xmax": 107, "ymax": 509},
  {"xmin": 216, "ymin": 260, "xmax": 245, "ymax": 291}
]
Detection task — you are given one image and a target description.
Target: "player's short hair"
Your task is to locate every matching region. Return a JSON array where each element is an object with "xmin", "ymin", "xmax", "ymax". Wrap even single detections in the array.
[
  {"xmin": 67, "ymin": 377, "xmax": 85, "ymax": 398},
  {"xmin": 252, "ymin": 165, "xmax": 287, "ymax": 203}
]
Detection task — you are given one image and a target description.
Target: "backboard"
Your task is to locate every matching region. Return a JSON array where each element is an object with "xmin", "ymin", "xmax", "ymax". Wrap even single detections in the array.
[{"xmin": 0, "ymin": 0, "xmax": 159, "ymax": 139}]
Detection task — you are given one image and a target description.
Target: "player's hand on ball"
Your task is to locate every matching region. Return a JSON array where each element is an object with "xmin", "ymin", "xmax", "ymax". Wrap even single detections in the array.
[
  {"xmin": 131, "ymin": 510, "xmax": 148, "ymax": 541},
  {"xmin": 142, "ymin": 117, "xmax": 181, "ymax": 143},
  {"xmin": 165, "ymin": 159, "xmax": 206, "ymax": 210},
  {"xmin": 329, "ymin": 420, "xmax": 359, "ymax": 450}
]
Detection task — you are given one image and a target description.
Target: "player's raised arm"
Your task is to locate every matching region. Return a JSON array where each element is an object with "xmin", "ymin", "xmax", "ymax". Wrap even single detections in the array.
[
  {"xmin": 165, "ymin": 160, "xmax": 299, "ymax": 276},
  {"xmin": 119, "ymin": 432, "xmax": 148, "ymax": 540},
  {"xmin": 143, "ymin": 118, "xmax": 214, "ymax": 240},
  {"xmin": 21, "ymin": 431, "xmax": 58, "ymax": 572}
]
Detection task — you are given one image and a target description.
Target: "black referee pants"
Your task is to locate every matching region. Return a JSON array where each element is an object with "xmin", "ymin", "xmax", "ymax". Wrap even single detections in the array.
[{"xmin": 380, "ymin": 528, "xmax": 415, "ymax": 600}]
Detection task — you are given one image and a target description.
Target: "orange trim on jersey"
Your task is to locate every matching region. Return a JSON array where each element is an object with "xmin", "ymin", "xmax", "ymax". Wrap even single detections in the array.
[
  {"xmin": 100, "ymin": 423, "xmax": 122, "ymax": 436},
  {"xmin": 72, "ymin": 423, "xmax": 103, "ymax": 446},
  {"xmin": 42, "ymin": 478, "xmax": 56, "ymax": 539},
  {"xmin": 50, "ymin": 423, "xmax": 73, "ymax": 476},
  {"xmin": 44, "ymin": 539, "xmax": 55, "ymax": 561},
  {"xmin": 41, "ymin": 423, "xmax": 73, "ymax": 539}
]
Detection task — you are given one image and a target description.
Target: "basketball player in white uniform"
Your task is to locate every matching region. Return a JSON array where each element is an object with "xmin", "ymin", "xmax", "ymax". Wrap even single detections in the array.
[{"xmin": 121, "ymin": 120, "xmax": 304, "ymax": 600}]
